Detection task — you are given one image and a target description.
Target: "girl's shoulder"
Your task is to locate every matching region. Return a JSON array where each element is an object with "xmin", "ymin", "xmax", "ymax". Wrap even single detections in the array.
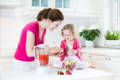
[
  {"xmin": 73, "ymin": 38, "xmax": 79, "ymax": 43},
  {"xmin": 61, "ymin": 39, "xmax": 66, "ymax": 43},
  {"xmin": 60, "ymin": 39, "xmax": 66, "ymax": 47},
  {"xmin": 73, "ymin": 38, "xmax": 81, "ymax": 46}
]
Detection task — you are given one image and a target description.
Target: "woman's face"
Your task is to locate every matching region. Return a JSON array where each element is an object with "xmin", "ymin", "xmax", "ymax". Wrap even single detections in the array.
[
  {"xmin": 47, "ymin": 20, "xmax": 62, "ymax": 31},
  {"xmin": 63, "ymin": 30, "xmax": 74, "ymax": 41}
]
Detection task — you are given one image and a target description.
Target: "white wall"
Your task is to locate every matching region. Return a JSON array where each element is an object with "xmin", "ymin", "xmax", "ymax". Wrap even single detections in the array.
[
  {"xmin": 0, "ymin": 7, "xmax": 23, "ymax": 56},
  {"xmin": 71, "ymin": 0, "xmax": 104, "ymax": 14},
  {"xmin": 0, "ymin": 0, "xmax": 22, "ymax": 5},
  {"xmin": 44, "ymin": 15, "xmax": 99, "ymax": 47},
  {"xmin": 0, "ymin": 0, "xmax": 104, "ymax": 56}
]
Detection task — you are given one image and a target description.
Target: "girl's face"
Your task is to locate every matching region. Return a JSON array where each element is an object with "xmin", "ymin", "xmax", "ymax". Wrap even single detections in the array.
[
  {"xmin": 46, "ymin": 20, "xmax": 62, "ymax": 31},
  {"xmin": 62, "ymin": 30, "xmax": 74, "ymax": 41}
]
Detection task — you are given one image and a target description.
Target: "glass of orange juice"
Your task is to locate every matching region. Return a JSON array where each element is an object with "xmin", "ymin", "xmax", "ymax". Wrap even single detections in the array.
[
  {"xmin": 36, "ymin": 44, "xmax": 49, "ymax": 66},
  {"xmin": 38, "ymin": 54, "xmax": 49, "ymax": 65}
]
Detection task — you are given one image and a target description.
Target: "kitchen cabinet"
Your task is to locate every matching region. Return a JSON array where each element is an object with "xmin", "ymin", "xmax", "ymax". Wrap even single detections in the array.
[
  {"xmin": 88, "ymin": 54, "xmax": 120, "ymax": 74},
  {"xmin": 105, "ymin": 56, "xmax": 120, "ymax": 74},
  {"xmin": 81, "ymin": 53, "xmax": 91, "ymax": 62},
  {"xmin": 0, "ymin": 0, "xmax": 22, "ymax": 6},
  {"xmin": 22, "ymin": 0, "xmax": 103, "ymax": 17},
  {"xmin": 81, "ymin": 48, "xmax": 120, "ymax": 80},
  {"xmin": 71, "ymin": 0, "xmax": 104, "ymax": 16},
  {"xmin": 90, "ymin": 54, "xmax": 106, "ymax": 70},
  {"xmin": 90, "ymin": 54, "xmax": 120, "ymax": 80},
  {"xmin": 0, "ymin": 56, "xmax": 12, "ymax": 72}
]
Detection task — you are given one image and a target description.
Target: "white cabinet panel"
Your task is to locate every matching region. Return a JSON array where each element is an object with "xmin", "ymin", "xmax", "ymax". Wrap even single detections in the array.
[
  {"xmin": 73, "ymin": 0, "xmax": 104, "ymax": 14},
  {"xmin": 90, "ymin": 54, "xmax": 108, "ymax": 70},
  {"xmin": 90, "ymin": 54, "xmax": 120, "ymax": 73},
  {"xmin": 90, "ymin": 54, "xmax": 120, "ymax": 80},
  {"xmin": 81, "ymin": 53, "xmax": 91, "ymax": 62},
  {"xmin": 0, "ymin": 57, "xmax": 12, "ymax": 72},
  {"xmin": 105, "ymin": 57, "xmax": 120, "ymax": 74},
  {"xmin": 0, "ymin": 0, "xmax": 22, "ymax": 5}
]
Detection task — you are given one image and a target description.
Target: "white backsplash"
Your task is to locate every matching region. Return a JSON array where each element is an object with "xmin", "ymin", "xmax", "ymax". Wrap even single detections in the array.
[{"xmin": 0, "ymin": 7, "xmax": 102, "ymax": 56}]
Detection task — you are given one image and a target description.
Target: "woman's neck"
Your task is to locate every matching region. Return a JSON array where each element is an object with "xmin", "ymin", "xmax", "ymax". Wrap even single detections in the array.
[{"xmin": 38, "ymin": 20, "xmax": 46, "ymax": 30}]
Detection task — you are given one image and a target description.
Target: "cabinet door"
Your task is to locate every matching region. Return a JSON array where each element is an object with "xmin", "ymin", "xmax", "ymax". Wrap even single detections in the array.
[
  {"xmin": 105, "ymin": 56, "xmax": 120, "ymax": 74},
  {"xmin": 90, "ymin": 54, "xmax": 120, "ymax": 74},
  {"xmin": 0, "ymin": 57, "xmax": 12, "ymax": 72},
  {"xmin": 90, "ymin": 54, "xmax": 108, "ymax": 70},
  {"xmin": 0, "ymin": 0, "xmax": 22, "ymax": 5}
]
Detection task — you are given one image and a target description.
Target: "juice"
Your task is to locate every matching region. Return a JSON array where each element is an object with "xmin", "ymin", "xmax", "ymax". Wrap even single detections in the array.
[{"xmin": 38, "ymin": 54, "xmax": 49, "ymax": 65}]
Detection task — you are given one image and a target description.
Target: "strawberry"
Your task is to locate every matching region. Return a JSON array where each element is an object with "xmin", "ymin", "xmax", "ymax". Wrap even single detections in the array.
[
  {"xmin": 57, "ymin": 71, "xmax": 64, "ymax": 75},
  {"xmin": 66, "ymin": 70, "xmax": 72, "ymax": 75}
]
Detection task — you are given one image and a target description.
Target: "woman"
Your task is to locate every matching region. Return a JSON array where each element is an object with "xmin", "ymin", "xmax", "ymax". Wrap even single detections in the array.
[{"xmin": 13, "ymin": 8, "xmax": 64, "ymax": 71}]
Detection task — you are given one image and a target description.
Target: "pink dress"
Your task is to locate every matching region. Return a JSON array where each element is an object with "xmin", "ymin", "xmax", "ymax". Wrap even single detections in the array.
[
  {"xmin": 60, "ymin": 39, "xmax": 82, "ymax": 61},
  {"xmin": 14, "ymin": 21, "xmax": 46, "ymax": 62}
]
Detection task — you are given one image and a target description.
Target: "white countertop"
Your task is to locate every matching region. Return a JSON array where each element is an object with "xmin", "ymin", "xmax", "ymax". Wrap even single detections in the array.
[
  {"xmin": 81, "ymin": 47, "xmax": 120, "ymax": 58},
  {"xmin": 1, "ymin": 68, "xmax": 115, "ymax": 80},
  {"xmin": 0, "ymin": 47, "xmax": 120, "ymax": 58}
]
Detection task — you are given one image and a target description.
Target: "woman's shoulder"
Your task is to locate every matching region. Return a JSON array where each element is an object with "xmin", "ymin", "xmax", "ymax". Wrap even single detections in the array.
[
  {"xmin": 26, "ymin": 21, "xmax": 38, "ymax": 27},
  {"xmin": 24, "ymin": 21, "xmax": 39, "ymax": 32}
]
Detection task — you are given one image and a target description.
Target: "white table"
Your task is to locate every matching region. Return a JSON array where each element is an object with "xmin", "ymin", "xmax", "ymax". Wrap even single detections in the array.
[{"xmin": 1, "ymin": 68, "xmax": 115, "ymax": 80}]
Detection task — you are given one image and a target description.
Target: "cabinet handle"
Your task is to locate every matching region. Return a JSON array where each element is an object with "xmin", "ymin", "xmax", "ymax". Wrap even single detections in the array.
[
  {"xmin": 108, "ymin": 58, "xmax": 111, "ymax": 60},
  {"xmin": 105, "ymin": 57, "xmax": 111, "ymax": 60},
  {"xmin": 105, "ymin": 57, "xmax": 107, "ymax": 60}
]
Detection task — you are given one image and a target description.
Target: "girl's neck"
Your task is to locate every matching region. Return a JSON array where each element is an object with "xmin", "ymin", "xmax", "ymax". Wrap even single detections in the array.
[{"xmin": 66, "ymin": 38, "xmax": 74, "ymax": 43}]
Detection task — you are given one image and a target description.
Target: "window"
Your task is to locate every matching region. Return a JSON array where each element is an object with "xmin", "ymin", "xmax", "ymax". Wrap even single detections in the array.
[
  {"xmin": 55, "ymin": 0, "xmax": 70, "ymax": 8},
  {"xmin": 112, "ymin": 0, "xmax": 120, "ymax": 30},
  {"xmin": 32, "ymin": 0, "xmax": 48, "ymax": 7},
  {"xmin": 32, "ymin": 0, "xmax": 70, "ymax": 8},
  {"xmin": 117, "ymin": 0, "xmax": 120, "ymax": 28}
]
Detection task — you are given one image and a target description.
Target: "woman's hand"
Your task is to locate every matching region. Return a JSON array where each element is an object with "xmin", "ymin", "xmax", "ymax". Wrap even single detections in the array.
[
  {"xmin": 56, "ymin": 52, "xmax": 64, "ymax": 57},
  {"xmin": 48, "ymin": 46, "xmax": 63, "ymax": 56}
]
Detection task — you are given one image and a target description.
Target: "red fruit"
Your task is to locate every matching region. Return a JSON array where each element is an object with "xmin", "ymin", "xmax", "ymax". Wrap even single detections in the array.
[
  {"xmin": 57, "ymin": 71, "xmax": 64, "ymax": 75},
  {"xmin": 66, "ymin": 70, "xmax": 72, "ymax": 75}
]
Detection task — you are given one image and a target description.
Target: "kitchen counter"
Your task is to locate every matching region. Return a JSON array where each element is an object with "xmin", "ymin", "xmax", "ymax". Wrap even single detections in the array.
[
  {"xmin": 1, "ymin": 68, "xmax": 115, "ymax": 80},
  {"xmin": 81, "ymin": 47, "xmax": 120, "ymax": 58}
]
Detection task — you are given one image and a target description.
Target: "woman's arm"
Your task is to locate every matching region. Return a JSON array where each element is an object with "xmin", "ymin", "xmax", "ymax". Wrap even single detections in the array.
[
  {"xmin": 48, "ymin": 46, "xmax": 63, "ymax": 56},
  {"xmin": 26, "ymin": 31, "xmax": 46, "ymax": 57},
  {"xmin": 26, "ymin": 31, "xmax": 35, "ymax": 57},
  {"xmin": 26, "ymin": 31, "xmax": 63, "ymax": 57}
]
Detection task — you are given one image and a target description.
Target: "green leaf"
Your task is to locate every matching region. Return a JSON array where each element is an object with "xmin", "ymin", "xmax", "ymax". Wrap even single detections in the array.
[
  {"xmin": 105, "ymin": 30, "xmax": 120, "ymax": 40},
  {"xmin": 79, "ymin": 29, "xmax": 100, "ymax": 41}
]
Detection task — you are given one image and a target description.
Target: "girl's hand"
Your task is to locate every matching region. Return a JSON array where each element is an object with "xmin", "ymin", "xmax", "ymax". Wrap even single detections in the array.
[{"xmin": 68, "ymin": 49, "xmax": 77, "ymax": 56}]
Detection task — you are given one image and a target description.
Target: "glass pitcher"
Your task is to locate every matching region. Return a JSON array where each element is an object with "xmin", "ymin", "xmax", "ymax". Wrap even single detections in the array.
[{"xmin": 35, "ymin": 44, "xmax": 49, "ymax": 66}]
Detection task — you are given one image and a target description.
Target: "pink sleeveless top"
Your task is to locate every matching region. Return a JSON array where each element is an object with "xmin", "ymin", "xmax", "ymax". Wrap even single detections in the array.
[{"xmin": 14, "ymin": 21, "xmax": 46, "ymax": 62}]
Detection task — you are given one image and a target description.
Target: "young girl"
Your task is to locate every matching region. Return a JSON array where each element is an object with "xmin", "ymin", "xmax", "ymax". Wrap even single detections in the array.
[
  {"xmin": 60, "ymin": 24, "xmax": 83, "ymax": 68},
  {"xmin": 60, "ymin": 24, "xmax": 92, "ymax": 70},
  {"xmin": 49, "ymin": 24, "xmax": 94, "ymax": 75}
]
